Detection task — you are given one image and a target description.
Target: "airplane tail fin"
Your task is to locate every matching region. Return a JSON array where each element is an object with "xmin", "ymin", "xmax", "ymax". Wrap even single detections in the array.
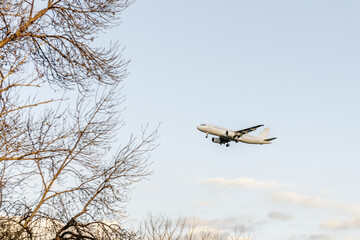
[{"xmin": 258, "ymin": 127, "xmax": 269, "ymax": 139}]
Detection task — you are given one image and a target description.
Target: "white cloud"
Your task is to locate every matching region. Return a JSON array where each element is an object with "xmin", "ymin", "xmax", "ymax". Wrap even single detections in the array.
[
  {"xmin": 194, "ymin": 201, "xmax": 215, "ymax": 206},
  {"xmin": 272, "ymin": 192, "xmax": 325, "ymax": 208},
  {"xmin": 188, "ymin": 217, "xmax": 249, "ymax": 231},
  {"xmin": 267, "ymin": 211, "xmax": 292, "ymax": 221},
  {"xmin": 199, "ymin": 177, "xmax": 293, "ymax": 190},
  {"xmin": 305, "ymin": 234, "xmax": 333, "ymax": 240},
  {"xmin": 320, "ymin": 218, "xmax": 360, "ymax": 231},
  {"xmin": 272, "ymin": 192, "xmax": 360, "ymax": 215},
  {"xmin": 186, "ymin": 216, "xmax": 265, "ymax": 234}
]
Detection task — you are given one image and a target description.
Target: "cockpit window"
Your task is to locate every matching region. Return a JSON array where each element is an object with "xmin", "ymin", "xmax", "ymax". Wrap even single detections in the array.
[{"xmin": 200, "ymin": 124, "xmax": 206, "ymax": 126}]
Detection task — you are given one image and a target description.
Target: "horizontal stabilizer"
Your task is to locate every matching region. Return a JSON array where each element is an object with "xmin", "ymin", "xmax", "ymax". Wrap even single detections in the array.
[{"xmin": 264, "ymin": 137, "xmax": 277, "ymax": 142}]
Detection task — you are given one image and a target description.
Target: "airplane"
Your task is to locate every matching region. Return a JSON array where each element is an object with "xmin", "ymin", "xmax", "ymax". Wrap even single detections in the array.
[{"xmin": 197, "ymin": 123, "xmax": 276, "ymax": 147}]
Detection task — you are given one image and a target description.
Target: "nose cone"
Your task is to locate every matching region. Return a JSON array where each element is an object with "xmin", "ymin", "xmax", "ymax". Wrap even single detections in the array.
[
  {"xmin": 197, "ymin": 125, "xmax": 204, "ymax": 131},
  {"xmin": 197, "ymin": 124, "xmax": 205, "ymax": 132}
]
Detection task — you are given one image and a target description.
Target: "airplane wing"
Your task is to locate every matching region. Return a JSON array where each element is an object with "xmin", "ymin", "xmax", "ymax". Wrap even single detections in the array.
[{"xmin": 235, "ymin": 124, "xmax": 264, "ymax": 136}]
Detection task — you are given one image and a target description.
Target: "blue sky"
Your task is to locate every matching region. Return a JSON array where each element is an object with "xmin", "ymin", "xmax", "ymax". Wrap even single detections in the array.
[{"xmin": 104, "ymin": 1, "xmax": 360, "ymax": 239}]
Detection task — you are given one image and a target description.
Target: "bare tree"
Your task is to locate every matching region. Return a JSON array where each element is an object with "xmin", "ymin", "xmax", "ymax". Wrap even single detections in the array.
[
  {"xmin": 0, "ymin": 0, "xmax": 157, "ymax": 239},
  {"xmin": 140, "ymin": 214, "xmax": 255, "ymax": 240}
]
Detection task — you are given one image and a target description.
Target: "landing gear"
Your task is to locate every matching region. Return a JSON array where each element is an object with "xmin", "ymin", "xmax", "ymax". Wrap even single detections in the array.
[
  {"xmin": 206, "ymin": 133, "xmax": 208, "ymax": 138},
  {"xmin": 226, "ymin": 143, "xmax": 230, "ymax": 147}
]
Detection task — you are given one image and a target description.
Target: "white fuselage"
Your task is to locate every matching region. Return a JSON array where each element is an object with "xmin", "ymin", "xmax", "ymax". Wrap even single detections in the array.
[{"xmin": 197, "ymin": 124, "xmax": 271, "ymax": 145}]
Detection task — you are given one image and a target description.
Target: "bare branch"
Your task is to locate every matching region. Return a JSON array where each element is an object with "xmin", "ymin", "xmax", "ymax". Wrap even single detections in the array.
[{"xmin": 1, "ymin": 1, "xmax": 158, "ymax": 239}]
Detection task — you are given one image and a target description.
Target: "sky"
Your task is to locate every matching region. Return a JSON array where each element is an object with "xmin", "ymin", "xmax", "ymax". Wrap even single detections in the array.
[{"xmin": 102, "ymin": 1, "xmax": 360, "ymax": 239}]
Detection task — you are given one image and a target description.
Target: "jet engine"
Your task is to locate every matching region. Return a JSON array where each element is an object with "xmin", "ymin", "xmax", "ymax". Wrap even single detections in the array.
[
  {"xmin": 225, "ymin": 130, "xmax": 236, "ymax": 138},
  {"xmin": 212, "ymin": 137, "xmax": 222, "ymax": 144}
]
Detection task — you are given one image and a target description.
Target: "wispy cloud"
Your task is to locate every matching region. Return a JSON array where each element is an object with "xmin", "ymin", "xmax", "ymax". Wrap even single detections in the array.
[
  {"xmin": 194, "ymin": 201, "xmax": 215, "ymax": 207},
  {"xmin": 199, "ymin": 177, "xmax": 294, "ymax": 190},
  {"xmin": 305, "ymin": 234, "xmax": 333, "ymax": 240},
  {"xmin": 272, "ymin": 192, "xmax": 360, "ymax": 215},
  {"xmin": 198, "ymin": 177, "xmax": 327, "ymax": 193},
  {"xmin": 320, "ymin": 218, "xmax": 360, "ymax": 231},
  {"xmin": 267, "ymin": 211, "xmax": 292, "ymax": 221},
  {"xmin": 186, "ymin": 216, "xmax": 265, "ymax": 234}
]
